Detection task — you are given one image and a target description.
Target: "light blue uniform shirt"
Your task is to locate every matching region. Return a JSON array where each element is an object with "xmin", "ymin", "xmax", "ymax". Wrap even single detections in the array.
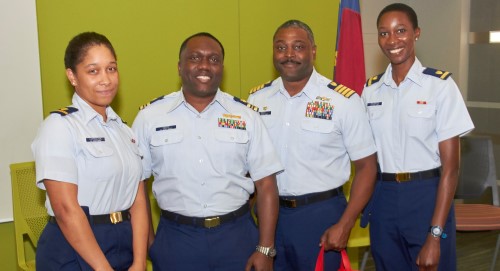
[
  {"xmin": 248, "ymin": 69, "xmax": 376, "ymax": 196},
  {"xmin": 32, "ymin": 93, "xmax": 143, "ymax": 216},
  {"xmin": 132, "ymin": 89, "xmax": 283, "ymax": 217},
  {"xmin": 362, "ymin": 58, "xmax": 474, "ymax": 173}
]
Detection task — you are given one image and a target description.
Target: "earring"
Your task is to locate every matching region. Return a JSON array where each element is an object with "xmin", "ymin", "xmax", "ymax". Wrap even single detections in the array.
[{"xmin": 415, "ymin": 38, "xmax": 418, "ymax": 41}]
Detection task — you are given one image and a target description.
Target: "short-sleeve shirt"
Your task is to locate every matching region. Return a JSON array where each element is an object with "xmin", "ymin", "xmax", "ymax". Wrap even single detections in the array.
[
  {"xmin": 361, "ymin": 58, "xmax": 474, "ymax": 173},
  {"xmin": 132, "ymin": 89, "xmax": 283, "ymax": 217},
  {"xmin": 32, "ymin": 93, "xmax": 143, "ymax": 216},
  {"xmin": 248, "ymin": 69, "xmax": 376, "ymax": 196}
]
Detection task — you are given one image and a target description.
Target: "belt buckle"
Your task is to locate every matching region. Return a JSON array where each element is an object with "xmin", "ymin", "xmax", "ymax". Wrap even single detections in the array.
[
  {"xmin": 395, "ymin": 172, "xmax": 411, "ymax": 182},
  {"xmin": 285, "ymin": 199, "xmax": 297, "ymax": 208},
  {"xmin": 109, "ymin": 212, "xmax": 123, "ymax": 224},
  {"xmin": 204, "ymin": 217, "xmax": 220, "ymax": 228}
]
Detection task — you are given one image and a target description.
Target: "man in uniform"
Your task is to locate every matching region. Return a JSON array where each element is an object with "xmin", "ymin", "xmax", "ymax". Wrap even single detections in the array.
[
  {"xmin": 133, "ymin": 32, "xmax": 283, "ymax": 271},
  {"xmin": 248, "ymin": 20, "xmax": 377, "ymax": 270}
]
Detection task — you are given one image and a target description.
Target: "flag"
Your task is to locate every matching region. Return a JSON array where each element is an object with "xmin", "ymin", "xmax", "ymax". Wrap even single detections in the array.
[{"xmin": 334, "ymin": 0, "xmax": 366, "ymax": 95}]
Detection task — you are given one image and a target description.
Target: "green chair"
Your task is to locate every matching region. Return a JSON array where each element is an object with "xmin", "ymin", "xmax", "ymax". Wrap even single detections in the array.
[
  {"xmin": 146, "ymin": 178, "xmax": 160, "ymax": 271},
  {"xmin": 343, "ymin": 165, "xmax": 370, "ymax": 271},
  {"xmin": 10, "ymin": 161, "xmax": 48, "ymax": 271}
]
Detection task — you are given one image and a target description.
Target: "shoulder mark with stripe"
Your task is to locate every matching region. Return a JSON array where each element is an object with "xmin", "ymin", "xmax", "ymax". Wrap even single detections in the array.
[
  {"xmin": 50, "ymin": 107, "xmax": 78, "ymax": 116},
  {"xmin": 233, "ymin": 97, "xmax": 259, "ymax": 112},
  {"xmin": 365, "ymin": 72, "xmax": 384, "ymax": 87},
  {"xmin": 249, "ymin": 80, "xmax": 273, "ymax": 95},
  {"xmin": 327, "ymin": 81, "xmax": 356, "ymax": 98},
  {"xmin": 423, "ymin": 68, "xmax": 451, "ymax": 80},
  {"xmin": 139, "ymin": 95, "xmax": 165, "ymax": 110}
]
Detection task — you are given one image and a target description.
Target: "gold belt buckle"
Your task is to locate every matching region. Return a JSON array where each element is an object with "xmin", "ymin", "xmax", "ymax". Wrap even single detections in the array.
[
  {"xmin": 285, "ymin": 199, "xmax": 297, "ymax": 208},
  {"xmin": 204, "ymin": 217, "xmax": 220, "ymax": 228},
  {"xmin": 395, "ymin": 172, "xmax": 411, "ymax": 182},
  {"xmin": 109, "ymin": 211, "xmax": 123, "ymax": 224}
]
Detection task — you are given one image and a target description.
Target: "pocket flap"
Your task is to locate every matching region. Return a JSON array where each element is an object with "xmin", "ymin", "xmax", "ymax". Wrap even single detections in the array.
[
  {"xmin": 214, "ymin": 129, "xmax": 249, "ymax": 143},
  {"xmin": 151, "ymin": 131, "xmax": 183, "ymax": 146},
  {"xmin": 301, "ymin": 118, "xmax": 334, "ymax": 133},
  {"xmin": 407, "ymin": 105, "xmax": 435, "ymax": 118},
  {"xmin": 83, "ymin": 143, "xmax": 114, "ymax": 157}
]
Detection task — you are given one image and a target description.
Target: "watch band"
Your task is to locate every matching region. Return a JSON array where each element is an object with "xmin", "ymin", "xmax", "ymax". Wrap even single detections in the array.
[{"xmin": 256, "ymin": 245, "xmax": 277, "ymax": 257}]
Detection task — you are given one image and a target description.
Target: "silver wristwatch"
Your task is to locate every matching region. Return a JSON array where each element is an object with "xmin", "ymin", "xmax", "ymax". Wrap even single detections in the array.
[
  {"xmin": 256, "ymin": 245, "xmax": 277, "ymax": 258},
  {"xmin": 429, "ymin": 225, "xmax": 447, "ymax": 239}
]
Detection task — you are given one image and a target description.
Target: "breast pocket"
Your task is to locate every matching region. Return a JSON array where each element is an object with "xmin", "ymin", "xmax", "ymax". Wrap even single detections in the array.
[
  {"xmin": 299, "ymin": 118, "xmax": 336, "ymax": 159},
  {"xmin": 406, "ymin": 105, "xmax": 436, "ymax": 138},
  {"xmin": 150, "ymin": 130, "xmax": 184, "ymax": 162},
  {"xmin": 214, "ymin": 129, "xmax": 249, "ymax": 168},
  {"xmin": 259, "ymin": 113, "xmax": 278, "ymax": 129},
  {"xmin": 367, "ymin": 106, "xmax": 384, "ymax": 121},
  {"xmin": 83, "ymin": 142, "xmax": 117, "ymax": 182}
]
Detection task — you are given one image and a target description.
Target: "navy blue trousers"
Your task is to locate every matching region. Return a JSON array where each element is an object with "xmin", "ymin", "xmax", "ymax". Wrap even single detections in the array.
[
  {"xmin": 274, "ymin": 195, "xmax": 347, "ymax": 271},
  {"xmin": 150, "ymin": 212, "xmax": 258, "ymax": 271},
  {"xmin": 36, "ymin": 220, "xmax": 133, "ymax": 271},
  {"xmin": 370, "ymin": 177, "xmax": 456, "ymax": 270}
]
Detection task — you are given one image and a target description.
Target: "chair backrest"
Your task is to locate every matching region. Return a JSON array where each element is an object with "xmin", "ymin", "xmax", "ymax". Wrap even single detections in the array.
[
  {"xmin": 455, "ymin": 135, "xmax": 499, "ymax": 206},
  {"xmin": 10, "ymin": 161, "xmax": 48, "ymax": 270}
]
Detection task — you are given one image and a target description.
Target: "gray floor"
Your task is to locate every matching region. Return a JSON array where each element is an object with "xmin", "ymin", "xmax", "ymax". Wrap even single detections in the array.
[{"xmin": 361, "ymin": 230, "xmax": 500, "ymax": 271}]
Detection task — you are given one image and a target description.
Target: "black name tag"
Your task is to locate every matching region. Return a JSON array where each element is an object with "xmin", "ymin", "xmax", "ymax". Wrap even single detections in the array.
[
  {"xmin": 86, "ymin": 137, "xmax": 105, "ymax": 142},
  {"xmin": 156, "ymin": 125, "xmax": 177, "ymax": 131}
]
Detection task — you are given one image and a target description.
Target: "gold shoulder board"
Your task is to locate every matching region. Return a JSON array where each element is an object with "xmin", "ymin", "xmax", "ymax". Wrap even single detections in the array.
[
  {"xmin": 423, "ymin": 68, "xmax": 451, "ymax": 80},
  {"xmin": 327, "ymin": 81, "xmax": 356, "ymax": 98},
  {"xmin": 249, "ymin": 80, "xmax": 273, "ymax": 95},
  {"xmin": 139, "ymin": 95, "xmax": 165, "ymax": 110},
  {"xmin": 233, "ymin": 96, "xmax": 259, "ymax": 112},
  {"xmin": 50, "ymin": 106, "xmax": 78, "ymax": 116},
  {"xmin": 365, "ymin": 72, "xmax": 384, "ymax": 86}
]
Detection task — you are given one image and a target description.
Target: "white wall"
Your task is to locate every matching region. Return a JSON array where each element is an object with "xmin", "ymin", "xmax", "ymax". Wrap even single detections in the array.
[
  {"xmin": 0, "ymin": 0, "xmax": 43, "ymax": 222},
  {"xmin": 360, "ymin": 0, "xmax": 467, "ymax": 92}
]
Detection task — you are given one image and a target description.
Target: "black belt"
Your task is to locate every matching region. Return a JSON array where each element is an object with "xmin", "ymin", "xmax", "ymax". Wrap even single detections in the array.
[
  {"xmin": 279, "ymin": 187, "xmax": 343, "ymax": 208},
  {"xmin": 378, "ymin": 168, "xmax": 441, "ymax": 182},
  {"xmin": 161, "ymin": 203, "xmax": 249, "ymax": 229},
  {"xmin": 49, "ymin": 209, "xmax": 131, "ymax": 225}
]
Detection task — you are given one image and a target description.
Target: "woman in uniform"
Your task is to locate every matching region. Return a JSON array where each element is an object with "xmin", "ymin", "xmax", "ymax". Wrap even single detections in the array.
[
  {"xmin": 362, "ymin": 3, "xmax": 474, "ymax": 270},
  {"xmin": 32, "ymin": 32, "xmax": 148, "ymax": 271}
]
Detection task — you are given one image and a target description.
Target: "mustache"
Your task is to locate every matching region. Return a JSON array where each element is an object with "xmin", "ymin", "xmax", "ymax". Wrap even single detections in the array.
[{"xmin": 281, "ymin": 59, "xmax": 301, "ymax": 65}]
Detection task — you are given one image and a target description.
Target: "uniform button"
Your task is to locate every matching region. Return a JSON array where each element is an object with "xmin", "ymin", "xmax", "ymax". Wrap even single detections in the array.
[
  {"xmin": 285, "ymin": 122, "xmax": 290, "ymax": 126},
  {"xmin": 230, "ymin": 136, "xmax": 235, "ymax": 140},
  {"xmin": 201, "ymin": 182, "xmax": 205, "ymax": 186},
  {"xmin": 203, "ymin": 204, "xmax": 207, "ymax": 208},
  {"xmin": 197, "ymin": 136, "xmax": 202, "ymax": 139},
  {"xmin": 164, "ymin": 139, "xmax": 168, "ymax": 142}
]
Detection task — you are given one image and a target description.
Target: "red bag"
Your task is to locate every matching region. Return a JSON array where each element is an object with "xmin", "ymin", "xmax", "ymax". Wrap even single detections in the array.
[{"xmin": 314, "ymin": 246, "xmax": 357, "ymax": 271}]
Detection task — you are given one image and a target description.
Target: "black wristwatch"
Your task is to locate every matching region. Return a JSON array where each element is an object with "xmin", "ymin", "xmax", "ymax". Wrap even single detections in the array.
[
  {"xmin": 256, "ymin": 245, "xmax": 277, "ymax": 258},
  {"xmin": 429, "ymin": 225, "xmax": 447, "ymax": 239}
]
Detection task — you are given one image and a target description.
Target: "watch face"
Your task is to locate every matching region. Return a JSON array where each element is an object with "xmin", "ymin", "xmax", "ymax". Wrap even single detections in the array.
[
  {"xmin": 431, "ymin": 226, "xmax": 442, "ymax": 236},
  {"xmin": 269, "ymin": 248, "xmax": 277, "ymax": 257}
]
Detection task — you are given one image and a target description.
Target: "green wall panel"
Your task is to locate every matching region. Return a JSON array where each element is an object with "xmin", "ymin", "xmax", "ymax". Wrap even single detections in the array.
[
  {"xmin": 239, "ymin": 0, "xmax": 339, "ymax": 98},
  {"xmin": 36, "ymin": 0, "xmax": 241, "ymax": 123},
  {"xmin": 36, "ymin": 0, "xmax": 339, "ymax": 122}
]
